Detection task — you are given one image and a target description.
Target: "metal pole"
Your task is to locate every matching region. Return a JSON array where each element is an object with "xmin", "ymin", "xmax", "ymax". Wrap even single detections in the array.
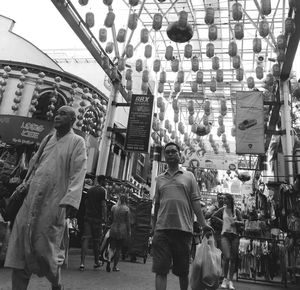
[
  {"xmin": 280, "ymin": 80, "xmax": 294, "ymax": 184},
  {"xmin": 96, "ymin": 80, "xmax": 120, "ymax": 176}
]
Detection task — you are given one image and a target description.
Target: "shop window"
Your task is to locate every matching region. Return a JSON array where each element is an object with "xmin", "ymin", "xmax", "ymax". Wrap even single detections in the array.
[{"xmin": 32, "ymin": 89, "xmax": 66, "ymax": 121}]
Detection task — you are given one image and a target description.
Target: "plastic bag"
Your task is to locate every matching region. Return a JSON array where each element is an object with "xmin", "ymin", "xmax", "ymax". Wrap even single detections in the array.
[{"xmin": 190, "ymin": 235, "xmax": 222, "ymax": 290}]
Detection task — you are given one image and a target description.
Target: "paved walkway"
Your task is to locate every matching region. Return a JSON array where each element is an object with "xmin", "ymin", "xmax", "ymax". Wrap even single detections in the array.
[{"xmin": 0, "ymin": 250, "xmax": 298, "ymax": 290}]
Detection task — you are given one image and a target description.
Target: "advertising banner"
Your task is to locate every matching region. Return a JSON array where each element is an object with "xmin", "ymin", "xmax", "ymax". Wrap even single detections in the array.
[
  {"xmin": 124, "ymin": 89, "xmax": 154, "ymax": 152},
  {"xmin": 0, "ymin": 115, "xmax": 53, "ymax": 145},
  {"xmin": 236, "ymin": 91, "xmax": 265, "ymax": 154},
  {"xmin": 182, "ymin": 150, "xmax": 238, "ymax": 171}
]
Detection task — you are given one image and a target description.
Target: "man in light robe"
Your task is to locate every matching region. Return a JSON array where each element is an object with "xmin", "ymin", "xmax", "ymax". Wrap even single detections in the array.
[{"xmin": 5, "ymin": 106, "xmax": 87, "ymax": 290}]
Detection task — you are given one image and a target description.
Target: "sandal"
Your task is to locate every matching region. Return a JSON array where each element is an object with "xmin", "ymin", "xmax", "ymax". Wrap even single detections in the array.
[
  {"xmin": 112, "ymin": 267, "xmax": 120, "ymax": 272},
  {"xmin": 79, "ymin": 264, "xmax": 85, "ymax": 271}
]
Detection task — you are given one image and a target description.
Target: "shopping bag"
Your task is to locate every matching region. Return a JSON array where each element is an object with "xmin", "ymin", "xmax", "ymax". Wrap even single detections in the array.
[{"xmin": 190, "ymin": 235, "xmax": 222, "ymax": 290}]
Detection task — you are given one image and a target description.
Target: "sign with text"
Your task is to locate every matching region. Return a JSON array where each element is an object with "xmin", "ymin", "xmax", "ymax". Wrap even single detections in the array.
[
  {"xmin": 125, "ymin": 90, "xmax": 154, "ymax": 152},
  {"xmin": 0, "ymin": 115, "xmax": 53, "ymax": 145},
  {"xmin": 236, "ymin": 91, "xmax": 265, "ymax": 154}
]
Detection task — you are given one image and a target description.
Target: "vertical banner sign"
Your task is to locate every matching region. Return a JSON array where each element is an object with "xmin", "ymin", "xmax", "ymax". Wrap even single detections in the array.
[
  {"xmin": 236, "ymin": 91, "xmax": 264, "ymax": 154},
  {"xmin": 125, "ymin": 89, "xmax": 154, "ymax": 152}
]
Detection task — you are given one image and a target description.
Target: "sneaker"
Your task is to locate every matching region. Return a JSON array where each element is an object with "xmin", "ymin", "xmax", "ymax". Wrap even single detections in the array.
[
  {"xmin": 228, "ymin": 280, "xmax": 235, "ymax": 290},
  {"xmin": 93, "ymin": 262, "xmax": 102, "ymax": 270},
  {"xmin": 79, "ymin": 264, "xmax": 85, "ymax": 271},
  {"xmin": 106, "ymin": 262, "xmax": 111, "ymax": 272},
  {"xmin": 221, "ymin": 278, "xmax": 228, "ymax": 289}
]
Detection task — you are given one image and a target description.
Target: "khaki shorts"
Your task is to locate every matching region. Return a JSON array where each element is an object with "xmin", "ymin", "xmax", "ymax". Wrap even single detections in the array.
[{"xmin": 152, "ymin": 230, "xmax": 192, "ymax": 277}]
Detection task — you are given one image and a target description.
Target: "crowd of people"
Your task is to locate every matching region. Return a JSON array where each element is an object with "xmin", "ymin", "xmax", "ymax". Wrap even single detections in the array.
[{"xmin": 0, "ymin": 112, "xmax": 244, "ymax": 290}]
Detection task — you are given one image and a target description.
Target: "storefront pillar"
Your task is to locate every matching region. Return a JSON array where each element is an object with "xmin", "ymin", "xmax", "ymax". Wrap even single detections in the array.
[
  {"xmin": 96, "ymin": 80, "xmax": 119, "ymax": 176},
  {"xmin": 280, "ymin": 80, "xmax": 294, "ymax": 184}
]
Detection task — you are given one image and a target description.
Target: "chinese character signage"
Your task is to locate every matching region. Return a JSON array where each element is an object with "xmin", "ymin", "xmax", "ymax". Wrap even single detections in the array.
[
  {"xmin": 125, "ymin": 90, "xmax": 154, "ymax": 152},
  {"xmin": 0, "ymin": 115, "xmax": 53, "ymax": 145},
  {"xmin": 236, "ymin": 91, "xmax": 265, "ymax": 154}
]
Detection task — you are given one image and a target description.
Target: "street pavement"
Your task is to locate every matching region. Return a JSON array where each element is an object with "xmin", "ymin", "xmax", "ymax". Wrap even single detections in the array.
[{"xmin": 0, "ymin": 250, "xmax": 299, "ymax": 290}]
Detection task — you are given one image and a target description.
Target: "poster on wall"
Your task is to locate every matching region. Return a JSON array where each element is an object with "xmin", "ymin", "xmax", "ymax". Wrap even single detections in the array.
[
  {"xmin": 124, "ymin": 89, "xmax": 154, "ymax": 153},
  {"xmin": 236, "ymin": 91, "xmax": 265, "ymax": 154},
  {"xmin": 182, "ymin": 150, "xmax": 238, "ymax": 171},
  {"xmin": 0, "ymin": 115, "xmax": 53, "ymax": 145}
]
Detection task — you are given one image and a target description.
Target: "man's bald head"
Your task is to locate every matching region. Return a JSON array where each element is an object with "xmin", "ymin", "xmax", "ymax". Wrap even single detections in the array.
[{"xmin": 57, "ymin": 106, "xmax": 76, "ymax": 124}]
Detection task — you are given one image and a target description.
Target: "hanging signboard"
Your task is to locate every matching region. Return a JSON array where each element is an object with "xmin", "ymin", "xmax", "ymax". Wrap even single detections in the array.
[
  {"xmin": 182, "ymin": 150, "xmax": 238, "ymax": 171},
  {"xmin": 236, "ymin": 91, "xmax": 265, "ymax": 154},
  {"xmin": 124, "ymin": 89, "xmax": 154, "ymax": 152},
  {"xmin": 0, "ymin": 115, "xmax": 53, "ymax": 145}
]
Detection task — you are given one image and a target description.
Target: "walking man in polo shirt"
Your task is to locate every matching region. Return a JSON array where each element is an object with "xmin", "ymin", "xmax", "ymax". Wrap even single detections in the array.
[{"xmin": 152, "ymin": 142, "xmax": 213, "ymax": 290}]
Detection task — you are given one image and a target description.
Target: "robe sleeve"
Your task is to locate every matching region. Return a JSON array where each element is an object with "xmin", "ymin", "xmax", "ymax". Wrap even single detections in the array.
[{"xmin": 59, "ymin": 136, "xmax": 87, "ymax": 209}]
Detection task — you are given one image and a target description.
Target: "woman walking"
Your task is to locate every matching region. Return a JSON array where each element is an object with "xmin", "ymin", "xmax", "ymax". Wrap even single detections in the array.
[
  {"xmin": 107, "ymin": 194, "xmax": 131, "ymax": 272},
  {"xmin": 211, "ymin": 193, "xmax": 243, "ymax": 290}
]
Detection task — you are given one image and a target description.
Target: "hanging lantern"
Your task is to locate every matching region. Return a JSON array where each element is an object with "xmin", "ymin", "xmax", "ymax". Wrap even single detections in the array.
[
  {"xmin": 103, "ymin": 0, "xmax": 113, "ymax": 5},
  {"xmin": 184, "ymin": 44, "xmax": 193, "ymax": 58},
  {"xmin": 203, "ymin": 115, "xmax": 209, "ymax": 126},
  {"xmin": 253, "ymin": 37, "xmax": 262, "ymax": 53},
  {"xmin": 174, "ymin": 82, "xmax": 181, "ymax": 93},
  {"xmin": 158, "ymin": 82, "xmax": 164, "ymax": 94},
  {"xmin": 204, "ymin": 100, "xmax": 211, "ymax": 115},
  {"xmin": 220, "ymin": 99, "xmax": 227, "ymax": 115},
  {"xmin": 177, "ymin": 71, "xmax": 185, "ymax": 83},
  {"xmin": 285, "ymin": 17, "xmax": 296, "ymax": 34},
  {"xmin": 102, "ymin": 55, "xmax": 110, "ymax": 70},
  {"xmin": 277, "ymin": 34, "xmax": 287, "ymax": 50},
  {"xmin": 125, "ymin": 68, "xmax": 132, "ymax": 80},
  {"xmin": 153, "ymin": 13, "xmax": 163, "ymax": 31},
  {"xmin": 144, "ymin": 44, "xmax": 152, "ymax": 58},
  {"xmin": 232, "ymin": 55, "xmax": 241, "ymax": 69},
  {"xmin": 105, "ymin": 42, "xmax": 114, "ymax": 54},
  {"xmin": 157, "ymin": 97, "xmax": 163, "ymax": 108},
  {"xmin": 187, "ymin": 100, "xmax": 194, "ymax": 113},
  {"xmin": 86, "ymin": 12, "xmax": 95, "ymax": 28},
  {"xmin": 160, "ymin": 71, "xmax": 166, "ymax": 83},
  {"xmin": 261, "ymin": 0, "xmax": 271, "ymax": 16},
  {"xmin": 191, "ymin": 81, "xmax": 198, "ymax": 93},
  {"xmin": 142, "ymin": 70, "xmax": 149, "ymax": 82},
  {"xmin": 208, "ymin": 24, "xmax": 218, "ymax": 41},
  {"xmin": 136, "ymin": 59, "xmax": 143, "ymax": 72},
  {"xmin": 126, "ymin": 79, "xmax": 132, "ymax": 91},
  {"xmin": 174, "ymin": 113, "xmax": 179, "ymax": 123},
  {"xmin": 210, "ymin": 77, "xmax": 217, "ymax": 92},
  {"xmin": 128, "ymin": 13, "xmax": 138, "ymax": 30},
  {"xmin": 236, "ymin": 68, "xmax": 244, "ymax": 81},
  {"xmin": 272, "ymin": 64, "xmax": 281, "ymax": 77},
  {"xmin": 205, "ymin": 6, "xmax": 214, "ymax": 25},
  {"xmin": 172, "ymin": 99, "xmax": 179, "ymax": 111},
  {"xmin": 117, "ymin": 58, "xmax": 126, "ymax": 71},
  {"xmin": 153, "ymin": 59, "xmax": 161, "ymax": 73},
  {"xmin": 188, "ymin": 115, "xmax": 194, "ymax": 125},
  {"xmin": 228, "ymin": 41, "xmax": 237, "ymax": 57},
  {"xmin": 160, "ymin": 102, "xmax": 166, "ymax": 113},
  {"xmin": 234, "ymin": 23, "xmax": 244, "ymax": 40},
  {"xmin": 141, "ymin": 81, "xmax": 148, "ymax": 92},
  {"xmin": 79, "ymin": 0, "xmax": 89, "ymax": 5},
  {"xmin": 159, "ymin": 112, "xmax": 165, "ymax": 121},
  {"xmin": 165, "ymin": 119, "xmax": 170, "ymax": 130},
  {"xmin": 247, "ymin": 76, "xmax": 255, "ymax": 89},
  {"xmin": 212, "ymin": 56, "xmax": 219, "ymax": 70},
  {"xmin": 129, "ymin": 0, "xmax": 139, "ymax": 6},
  {"xmin": 256, "ymin": 66, "xmax": 264, "ymax": 79},
  {"xmin": 171, "ymin": 58, "xmax": 179, "ymax": 72},
  {"xmin": 216, "ymin": 69, "xmax": 223, "ymax": 82},
  {"xmin": 206, "ymin": 43, "xmax": 215, "ymax": 58},
  {"xmin": 218, "ymin": 115, "xmax": 224, "ymax": 126},
  {"xmin": 99, "ymin": 28, "xmax": 107, "ymax": 42},
  {"xmin": 191, "ymin": 57, "xmax": 199, "ymax": 72},
  {"xmin": 277, "ymin": 49, "xmax": 286, "ymax": 63},
  {"xmin": 104, "ymin": 11, "xmax": 115, "ymax": 28},
  {"xmin": 125, "ymin": 44, "xmax": 133, "ymax": 58},
  {"xmin": 165, "ymin": 45, "xmax": 174, "ymax": 60},
  {"xmin": 232, "ymin": 2, "xmax": 243, "ymax": 21},
  {"xmin": 191, "ymin": 124, "xmax": 197, "ymax": 133},
  {"xmin": 265, "ymin": 73, "xmax": 274, "ymax": 86},
  {"xmin": 259, "ymin": 19, "xmax": 269, "ymax": 38},
  {"xmin": 178, "ymin": 10, "xmax": 188, "ymax": 28},
  {"xmin": 140, "ymin": 28, "xmax": 149, "ymax": 43},
  {"xmin": 116, "ymin": 28, "xmax": 126, "ymax": 42},
  {"xmin": 196, "ymin": 70, "xmax": 203, "ymax": 84},
  {"xmin": 166, "ymin": 21, "xmax": 193, "ymax": 43}
]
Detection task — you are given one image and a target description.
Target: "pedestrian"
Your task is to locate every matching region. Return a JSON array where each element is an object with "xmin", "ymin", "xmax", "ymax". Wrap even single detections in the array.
[
  {"xmin": 205, "ymin": 192, "xmax": 224, "ymax": 248},
  {"xmin": 211, "ymin": 193, "xmax": 243, "ymax": 290},
  {"xmin": 5, "ymin": 106, "xmax": 87, "ymax": 290},
  {"xmin": 152, "ymin": 142, "xmax": 213, "ymax": 290},
  {"xmin": 79, "ymin": 175, "xmax": 107, "ymax": 271},
  {"xmin": 108, "ymin": 193, "xmax": 131, "ymax": 272}
]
